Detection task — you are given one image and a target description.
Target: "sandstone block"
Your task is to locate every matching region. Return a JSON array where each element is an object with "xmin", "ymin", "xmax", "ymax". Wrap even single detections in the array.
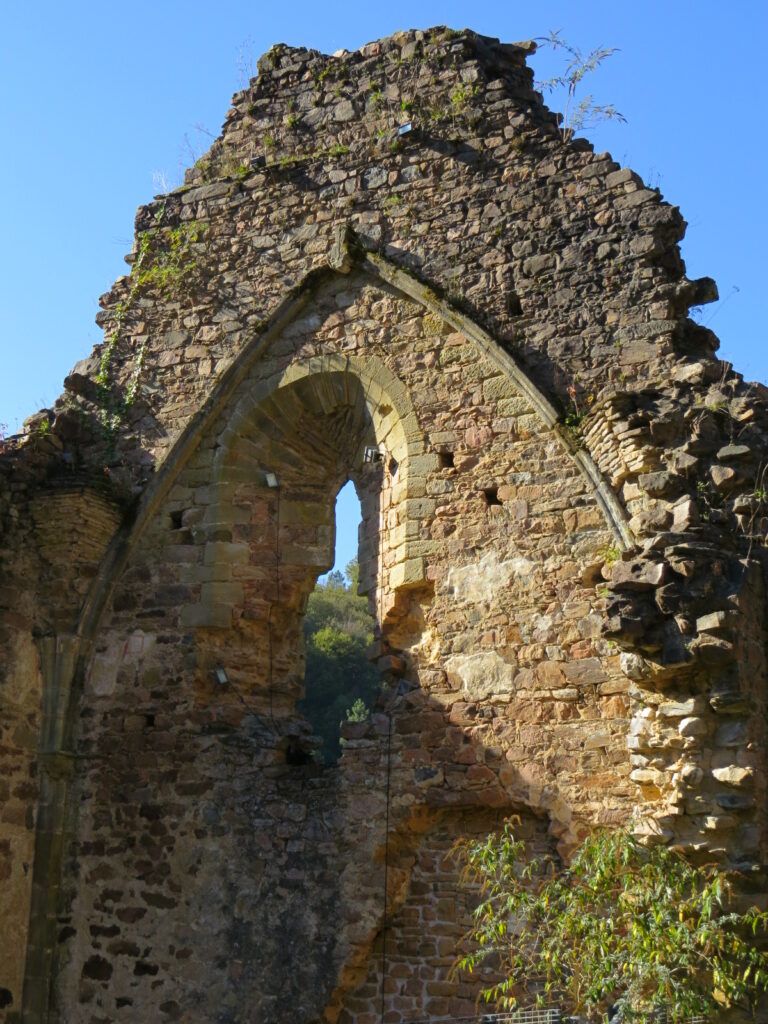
[
  {"xmin": 712, "ymin": 766, "xmax": 754, "ymax": 787},
  {"xmin": 630, "ymin": 768, "xmax": 666, "ymax": 786},
  {"xmin": 445, "ymin": 651, "xmax": 516, "ymax": 701},
  {"xmin": 389, "ymin": 557, "xmax": 426, "ymax": 589},
  {"xmin": 678, "ymin": 716, "xmax": 707, "ymax": 738},
  {"xmin": 714, "ymin": 720, "xmax": 749, "ymax": 747},
  {"xmin": 658, "ymin": 697, "xmax": 703, "ymax": 717}
]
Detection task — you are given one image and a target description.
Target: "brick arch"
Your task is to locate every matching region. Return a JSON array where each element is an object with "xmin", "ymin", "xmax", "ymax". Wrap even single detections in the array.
[{"xmin": 329, "ymin": 802, "xmax": 555, "ymax": 1023}]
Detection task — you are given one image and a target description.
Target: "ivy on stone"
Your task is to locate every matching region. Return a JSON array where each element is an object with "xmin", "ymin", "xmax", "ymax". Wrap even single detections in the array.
[
  {"xmin": 94, "ymin": 204, "xmax": 206, "ymax": 434},
  {"xmin": 132, "ymin": 220, "xmax": 205, "ymax": 298}
]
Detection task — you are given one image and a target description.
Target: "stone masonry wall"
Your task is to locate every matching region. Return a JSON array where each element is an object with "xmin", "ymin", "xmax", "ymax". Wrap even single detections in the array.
[
  {"xmin": 1, "ymin": 25, "xmax": 767, "ymax": 1024},
  {"xmin": 47, "ymin": 273, "xmax": 624, "ymax": 1022}
]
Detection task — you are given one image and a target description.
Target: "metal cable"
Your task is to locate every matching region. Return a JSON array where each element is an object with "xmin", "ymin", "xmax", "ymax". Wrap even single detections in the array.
[
  {"xmin": 403, "ymin": 1012, "xmax": 706, "ymax": 1024},
  {"xmin": 267, "ymin": 485, "xmax": 280, "ymax": 730},
  {"xmin": 380, "ymin": 711, "xmax": 393, "ymax": 1023}
]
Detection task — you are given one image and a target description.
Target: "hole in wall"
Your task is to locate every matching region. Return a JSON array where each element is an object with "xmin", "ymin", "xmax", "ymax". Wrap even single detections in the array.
[
  {"xmin": 169, "ymin": 510, "xmax": 183, "ymax": 530},
  {"xmin": 483, "ymin": 486, "xmax": 502, "ymax": 507},
  {"xmin": 506, "ymin": 291, "xmax": 522, "ymax": 316},
  {"xmin": 285, "ymin": 738, "xmax": 314, "ymax": 765},
  {"xmin": 438, "ymin": 451, "xmax": 454, "ymax": 470},
  {"xmin": 297, "ymin": 480, "xmax": 380, "ymax": 764}
]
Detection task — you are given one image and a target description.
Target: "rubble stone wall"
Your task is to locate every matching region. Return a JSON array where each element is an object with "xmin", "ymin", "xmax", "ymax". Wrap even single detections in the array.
[{"xmin": 1, "ymin": 25, "xmax": 767, "ymax": 1024}]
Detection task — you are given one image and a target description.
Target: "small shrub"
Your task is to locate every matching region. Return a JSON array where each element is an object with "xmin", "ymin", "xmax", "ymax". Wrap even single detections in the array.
[
  {"xmin": 599, "ymin": 543, "xmax": 622, "ymax": 568},
  {"xmin": 535, "ymin": 30, "xmax": 627, "ymax": 143},
  {"xmin": 453, "ymin": 822, "xmax": 768, "ymax": 1020}
]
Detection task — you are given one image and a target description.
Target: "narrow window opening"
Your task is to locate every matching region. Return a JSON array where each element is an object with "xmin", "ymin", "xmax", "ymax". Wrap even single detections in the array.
[
  {"xmin": 439, "ymin": 451, "xmax": 454, "ymax": 470},
  {"xmin": 483, "ymin": 486, "xmax": 502, "ymax": 507},
  {"xmin": 285, "ymin": 739, "xmax": 313, "ymax": 766},
  {"xmin": 506, "ymin": 291, "xmax": 523, "ymax": 317},
  {"xmin": 298, "ymin": 480, "xmax": 380, "ymax": 765},
  {"xmin": 169, "ymin": 510, "xmax": 183, "ymax": 530}
]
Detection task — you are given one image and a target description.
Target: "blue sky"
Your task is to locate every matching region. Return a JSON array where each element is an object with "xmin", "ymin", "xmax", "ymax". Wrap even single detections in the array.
[{"xmin": 2, "ymin": 1, "xmax": 766, "ymax": 572}]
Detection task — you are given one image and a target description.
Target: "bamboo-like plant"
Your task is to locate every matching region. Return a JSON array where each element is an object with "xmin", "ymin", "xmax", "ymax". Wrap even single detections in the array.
[
  {"xmin": 536, "ymin": 30, "xmax": 627, "ymax": 143},
  {"xmin": 452, "ymin": 822, "xmax": 768, "ymax": 1021}
]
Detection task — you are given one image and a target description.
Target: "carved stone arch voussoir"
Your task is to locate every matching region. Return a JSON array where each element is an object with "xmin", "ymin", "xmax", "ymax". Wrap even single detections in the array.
[
  {"xmin": 76, "ymin": 241, "xmax": 631, "ymax": 653},
  {"xmin": 188, "ymin": 348, "xmax": 435, "ymax": 630},
  {"xmin": 21, "ymin": 218, "xmax": 639, "ymax": 1024},
  {"xmin": 357, "ymin": 246, "xmax": 633, "ymax": 550}
]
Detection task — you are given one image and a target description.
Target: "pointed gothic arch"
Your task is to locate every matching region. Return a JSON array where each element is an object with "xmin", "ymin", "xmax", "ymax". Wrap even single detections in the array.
[{"xmin": 21, "ymin": 243, "xmax": 635, "ymax": 1024}]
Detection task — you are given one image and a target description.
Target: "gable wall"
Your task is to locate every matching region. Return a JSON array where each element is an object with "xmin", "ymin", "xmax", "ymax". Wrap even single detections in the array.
[{"xmin": 0, "ymin": 25, "xmax": 767, "ymax": 1024}]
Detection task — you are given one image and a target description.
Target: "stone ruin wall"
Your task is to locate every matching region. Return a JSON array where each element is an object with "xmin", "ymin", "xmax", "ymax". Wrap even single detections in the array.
[{"xmin": 0, "ymin": 26, "xmax": 767, "ymax": 1024}]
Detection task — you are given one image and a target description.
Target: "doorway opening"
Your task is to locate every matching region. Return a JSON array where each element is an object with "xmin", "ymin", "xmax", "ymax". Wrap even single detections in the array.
[{"xmin": 298, "ymin": 481, "xmax": 379, "ymax": 763}]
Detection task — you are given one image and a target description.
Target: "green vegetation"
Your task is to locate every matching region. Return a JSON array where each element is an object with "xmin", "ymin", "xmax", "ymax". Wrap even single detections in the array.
[
  {"xmin": 536, "ymin": 30, "xmax": 626, "ymax": 143},
  {"xmin": 450, "ymin": 82, "xmax": 476, "ymax": 110},
  {"xmin": 298, "ymin": 558, "xmax": 380, "ymax": 762},
  {"xmin": 599, "ymin": 543, "xmax": 622, "ymax": 569},
  {"xmin": 453, "ymin": 823, "xmax": 768, "ymax": 1021},
  {"xmin": 94, "ymin": 207, "xmax": 205, "ymax": 437},
  {"xmin": 133, "ymin": 221, "xmax": 205, "ymax": 297},
  {"xmin": 434, "ymin": 27, "xmax": 462, "ymax": 43}
]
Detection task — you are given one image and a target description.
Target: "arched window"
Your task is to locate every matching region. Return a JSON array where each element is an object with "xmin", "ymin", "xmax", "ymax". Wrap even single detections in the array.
[{"xmin": 299, "ymin": 481, "xmax": 379, "ymax": 763}]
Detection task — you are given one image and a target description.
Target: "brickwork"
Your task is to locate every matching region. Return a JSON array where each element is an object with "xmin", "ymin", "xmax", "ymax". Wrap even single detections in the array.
[{"xmin": 1, "ymin": 25, "xmax": 767, "ymax": 1024}]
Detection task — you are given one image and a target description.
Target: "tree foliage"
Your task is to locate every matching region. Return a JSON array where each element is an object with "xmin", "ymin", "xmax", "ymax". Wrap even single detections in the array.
[
  {"xmin": 298, "ymin": 558, "xmax": 380, "ymax": 762},
  {"xmin": 453, "ymin": 822, "xmax": 768, "ymax": 1021}
]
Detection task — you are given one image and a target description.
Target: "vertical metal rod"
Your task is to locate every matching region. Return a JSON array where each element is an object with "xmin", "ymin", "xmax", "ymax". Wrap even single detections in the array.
[
  {"xmin": 268, "ymin": 486, "xmax": 280, "ymax": 726},
  {"xmin": 380, "ymin": 712, "xmax": 393, "ymax": 1023}
]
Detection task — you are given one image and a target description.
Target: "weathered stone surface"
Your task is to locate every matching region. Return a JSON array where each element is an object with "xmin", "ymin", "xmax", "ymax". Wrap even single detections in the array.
[
  {"xmin": 714, "ymin": 719, "xmax": 749, "ymax": 747},
  {"xmin": 445, "ymin": 651, "xmax": 516, "ymax": 701},
  {"xmin": 658, "ymin": 698, "xmax": 703, "ymax": 718},
  {"xmin": 712, "ymin": 766, "xmax": 754, "ymax": 787},
  {"xmin": 0, "ymin": 24, "xmax": 766, "ymax": 1024},
  {"xmin": 611, "ymin": 559, "xmax": 666, "ymax": 591},
  {"xmin": 445, "ymin": 550, "xmax": 535, "ymax": 603},
  {"xmin": 678, "ymin": 716, "xmax": 708, "ymax": 738},
  {"xmin": 717, "ymin": 444, "xmax": 752, "ymax": 461}
]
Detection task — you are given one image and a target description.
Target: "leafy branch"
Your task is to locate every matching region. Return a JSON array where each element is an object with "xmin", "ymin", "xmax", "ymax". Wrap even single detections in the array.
[
  {"xmin": 452, "ymin": 822, "xmax": 768, "ymax": 1021},
  {"xmin": 536, "ymin": 30, "xmax": 626, "ymax": 143}
]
